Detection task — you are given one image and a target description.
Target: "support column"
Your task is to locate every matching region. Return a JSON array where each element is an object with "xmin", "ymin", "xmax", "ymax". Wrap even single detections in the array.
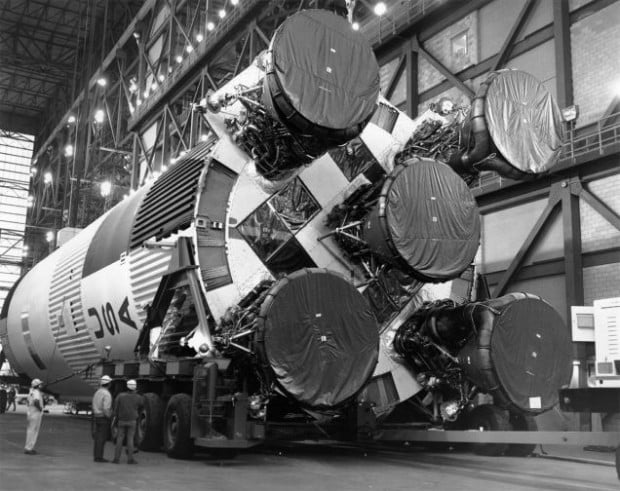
[
  {"xmin": 563, "ymin": 178, "xmax": 588, "ymax": 431},
  {"xmin": 405, "ymin": 44, "xmax": 419, "ymax": 118},
  {"xmin": 553, "ymin": 0, "xmax": 574, "ymax": 108}
]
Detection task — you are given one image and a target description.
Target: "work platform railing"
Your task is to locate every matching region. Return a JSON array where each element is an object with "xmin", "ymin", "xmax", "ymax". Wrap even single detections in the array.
[
  {"xmin": 471, "ymin": 112, "xmax": 620, "ymax": 194},
  {"xmin": 360, "ymin": 0, "xmax": 443, "ymax": 47}
]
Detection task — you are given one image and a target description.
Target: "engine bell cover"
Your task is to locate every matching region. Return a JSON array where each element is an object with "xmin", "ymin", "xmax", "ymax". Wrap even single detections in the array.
[
  {"xmin": 258, "ymin": 268, "xmax": 379, "ymax": 408},
  {"xmin": 270, "ymin": 9, "xmax": 380, "ymax": 130},
  {"xmin": 485, "ymin": 69, "xmax": 563, "ymax": 174},
  {"xmin": 490, "ymin": 297, "xmax": 572, "ymax": 412},
  {"xmin": 374, "ymin": 158, "xmax": 481, "ymax": 281}
]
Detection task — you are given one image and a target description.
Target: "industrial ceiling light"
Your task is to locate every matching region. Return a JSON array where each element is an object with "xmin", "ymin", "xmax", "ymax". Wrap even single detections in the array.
[
  {"xmin": 186, "ymin": 44, "xmax": 194, "ymax": 53},
  {"xmin": 43, "ymin": 172, "xmax": 53, "ymax": 185},
  {"xmin": 218, "ymin": 9, "xmax": 226, "ymax": 18},
  {"xmin": 231, "ymin": 0, "xmax": 239, "ymax": 5},
  {"xmin": 67, "ymin": 115, "xmax": 76, "ymax": 124},
  {"xmin": 100, "ymin": 181, "xmax": 112, "ymax": 197},
  {"xmin": 64, "ymin": 144, "xmax": 74, "ymax": 157},
  {"xmin": 158, "ymin": 74, "xmax": 165, "ymax": 82},
  {"xmin": 97, "ymin": 77, "xmax": 107, "ymax": 87},
  {"xmin": 200, "ymin": 133, "xmax": 209, "ymax": 142},
  {"xmin": 352, "ymin": 22, "xmax": 360, "ymax": 30},
  {"xmin": 176, "ymin": 54, "xmax": 183, "ymax": 63},
  {"xmin": 196, "ymin": 33, "xmax": 204, "ymax": 42},
  {"xmin": 45, "ymin": 231, "xmax": 55, "ymax": 243},
  {"xmin": 374, "ymin": 2, "xmax": 387, "ymax": 16},
  {"xmin": 94, "ymin": 109, "xmax": 105, "ymax": 123},
  {"xmin": 207, "ymin": 21, "xmax": 215, "ymax": 31}
]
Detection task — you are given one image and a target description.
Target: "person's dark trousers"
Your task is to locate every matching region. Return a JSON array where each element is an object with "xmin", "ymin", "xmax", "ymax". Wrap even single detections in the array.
[
  {"xmin": 93, "ymin": 417, "xmax": 111, "ymax": 461},
  {"xmin": 114, "ymin": 421, "xmax": 137, "ymax": 463},
  {"xmin": 0, "ymin": 391, "xmax": 6, "ymax": 413}
]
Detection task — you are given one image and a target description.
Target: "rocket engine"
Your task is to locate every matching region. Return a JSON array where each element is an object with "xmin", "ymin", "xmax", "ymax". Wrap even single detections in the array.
[
  {"xmin": 204, "ymin": 9, "xmax": 379, "ymax": 181},
  {"xmin": 0, "ymin": 8, "xmax": 570, "ymax": 452},
  {"xmin": 393, "ymin": 293, "xmax": 572, "ymax": 422}
]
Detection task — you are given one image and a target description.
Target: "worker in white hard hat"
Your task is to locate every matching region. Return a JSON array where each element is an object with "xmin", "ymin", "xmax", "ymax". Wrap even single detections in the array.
[
  {"xmin": 92, "ymin": 375, "xmax": 113, "ymax": 462},
  {"xmin": 24, "ymin": 378, "xmax": 44, "ymax": 455},
  {"xmin": 112, "ymin": 379, "xmax": 144, "ymax": 464}
]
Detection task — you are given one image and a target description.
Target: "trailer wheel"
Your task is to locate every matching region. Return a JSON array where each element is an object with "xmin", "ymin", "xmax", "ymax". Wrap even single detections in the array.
[
  {"xmin": 505, "ymin": 411, "xmax": 537, "ymax": 457},
  {"xmin": 164, "ymin": 393, "xmax": 194, "ymax": 459},
  {"xmin": 137, "ymin": 393, "xmax": 164, "ymax": 451},
  {"xmin": 466, "ymin": 404, "xmax": 511, "ymax": 456}
]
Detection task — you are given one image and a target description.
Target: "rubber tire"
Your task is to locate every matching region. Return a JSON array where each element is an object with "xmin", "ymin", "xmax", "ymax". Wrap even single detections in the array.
[
  {"xmin": 505, "ymin": 411, "xmax": 537, "ymax": 457},
  {"xmin": 137, "ymin": 392, "xmax": 164, "ymax": 451},
  {"xmin": 466, "ymin": 404, "xmax": 511, "ymax": 456},
  {"xmin": 164, "ymin": 393, "xmax": 194, "ymax": 459}
]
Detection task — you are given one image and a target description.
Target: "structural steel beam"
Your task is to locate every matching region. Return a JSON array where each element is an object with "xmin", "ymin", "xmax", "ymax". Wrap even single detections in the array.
[
  {"xmin": 412, "ymin": 37, "xmax": 474, "ymax": 99},
  {"xmin": 553, "ymin": 0, "xmax": 573, "ymax": 108},
  {"xmin": 493, "ymin": 0, "xmax": 538, "ymax": 71},
  {"xmin": 405, "ymin": 46, "xmax": 418, "ymax": 118},
  {"xmin": 128, "ymin": 0, "xmax": 268, "ymax": 132},
  {"xmin": 563, "ymin": 179, "xmax": 584, "ymax": 310},
  {"xmin": 494, "ymin": 184, "xmax": 562, "ymax": 297}
]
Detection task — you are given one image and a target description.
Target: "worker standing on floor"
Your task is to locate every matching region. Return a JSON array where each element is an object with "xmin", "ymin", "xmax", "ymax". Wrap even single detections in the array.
[
  {"xmin": 24, "ymin": 378, "xmax": 44, "ymax": 455},
  {"xmin": 92, "ymin": 375, "xmax": 113, "ymax": 463},
  {"xmin": 112, "ymin": 379, "xmax": 143, "ymax": 464}
]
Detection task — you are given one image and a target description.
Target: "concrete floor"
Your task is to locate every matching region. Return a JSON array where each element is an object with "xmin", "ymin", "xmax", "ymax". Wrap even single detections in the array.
[{"xmin": 0, "ymin": 405, "xmax": 618, "ymax": 491}]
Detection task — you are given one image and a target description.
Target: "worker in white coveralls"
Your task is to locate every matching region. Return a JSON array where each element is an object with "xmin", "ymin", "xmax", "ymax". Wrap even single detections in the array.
[{"xmin": 24, "ymin": 378, "xmax": 44, "ymax": 455}]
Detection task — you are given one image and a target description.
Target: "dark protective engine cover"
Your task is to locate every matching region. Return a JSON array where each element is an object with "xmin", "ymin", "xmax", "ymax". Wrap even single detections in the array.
[
  {"xmin": 485, "ymin": 69, "xmax": 563, "ymax": 174},
  {"xmin": 363, "ymin": 158, "xmax": 481, "ymax": 282},
  {"xmin": 256, "ymin": 268, "xmax": 379, "ymax": 409},
  {"xmin": 457, "ymin": 293, "xmax": 572, "ymax": 413},
  {"xmin": 267, "ymin": 9, "xmax": 379, "ymax": 135}
]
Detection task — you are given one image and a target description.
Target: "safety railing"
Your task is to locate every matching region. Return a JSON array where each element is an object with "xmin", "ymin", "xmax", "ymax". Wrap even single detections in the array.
[
  {"xmin": 360, "ymin": 0, "xmax": 443, "ymax": 47},
  {"xmin": 470, "ymin": 112, "xmax": 620, "ymax": 193}
]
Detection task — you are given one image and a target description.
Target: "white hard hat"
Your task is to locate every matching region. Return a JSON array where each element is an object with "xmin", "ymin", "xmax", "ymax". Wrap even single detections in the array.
[
  {"xmin": 126, "ymin": 379, "xmax": 137, "ymax": 390},
  {"xmin": 31, "ymin": 378, "xmax": 42, "ymax": 388},
  {"xmin": 100, "ymin": 375, "xmax": 112, "ymax": 385}
]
